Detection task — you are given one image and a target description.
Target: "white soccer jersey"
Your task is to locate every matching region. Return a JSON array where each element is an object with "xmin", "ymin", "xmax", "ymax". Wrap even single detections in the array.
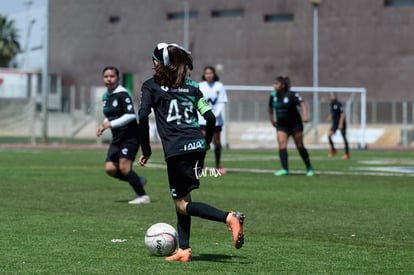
[{"xmin": 198, "ymin": 81, "xmax": 228, "ymax": 126}]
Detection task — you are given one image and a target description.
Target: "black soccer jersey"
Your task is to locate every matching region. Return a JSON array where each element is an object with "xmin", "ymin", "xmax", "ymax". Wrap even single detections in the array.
[
  {"xmin": 139, "ymin": 78, "xmax": 212, "ymax": 160},
  {"xmin": 102, "ymin": 85, "xmax": 139, "ymax": 143},
  {"xmin": 331, "ymin": 100, "xmax": 345, "ymax": 126},
  {"xmin": 269, "ymin": 90, "xmax": 303, "ymax": 127}
]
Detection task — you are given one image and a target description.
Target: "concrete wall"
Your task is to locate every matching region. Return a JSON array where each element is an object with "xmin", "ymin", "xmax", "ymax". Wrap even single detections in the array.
[{"xmin": 49, "ymin": 0, "xmax": 414, "ymax": 101}]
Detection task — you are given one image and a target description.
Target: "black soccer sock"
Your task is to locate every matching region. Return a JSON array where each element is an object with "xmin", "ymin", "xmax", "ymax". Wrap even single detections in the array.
[
  {"xmin": 176, "ymin": 211, "xmax": 191, "ymax": 249},
  {"xmin": 279, "ymin": 148, "xmax": 288, "ymax": 171},
  {"xmin": 343, "ymin": 135, "xmax": 349, "ymax": 154},
  {"xmin": 126, "ymin": 170, "xmax": 146, "ymax": 196},
  {"xmin": 114, "ymin": 171, "xmax": 128, "ymax": 181},
  {"xmin": 328, "ymin": 136, "xmax": 335, "ymax": 151},
  {"xmin": 214, "ymin": 145, "xmax": 222, "ymax": 169},
  {"xmin": 186, "ymin": 202, "xmax": 228, "ymax": 223},
  {"xmin": 299, "ymin": 148, "xmax": 312, "ymax": 169}
]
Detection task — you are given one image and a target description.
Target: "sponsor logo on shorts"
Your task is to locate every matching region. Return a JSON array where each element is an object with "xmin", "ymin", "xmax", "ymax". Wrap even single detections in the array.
[{"xmin": 121, "ymin": 148, "xmax": 128, "ymax": 155}]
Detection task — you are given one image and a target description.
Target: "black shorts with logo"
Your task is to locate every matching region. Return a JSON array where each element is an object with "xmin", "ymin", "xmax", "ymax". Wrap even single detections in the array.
[
  {"xmin": 276, "ymin": 123, "xmax": 303, "ymax": 135},
  {"xmin": 331, "ymin": 123, "xmax": 347, "ymax": 136},
  {"xmin": 166, "ymin": 152, "xmax": 206, "ymax": 199},
  {"xmin": 105, "ymin": 138, "xmax": 139, "ymax": 163}
]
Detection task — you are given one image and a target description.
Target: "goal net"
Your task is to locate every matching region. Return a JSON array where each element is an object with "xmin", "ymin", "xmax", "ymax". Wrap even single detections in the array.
[{"xmin": 222, "ymin": 85, "xmax": 367, "ymax": 149}]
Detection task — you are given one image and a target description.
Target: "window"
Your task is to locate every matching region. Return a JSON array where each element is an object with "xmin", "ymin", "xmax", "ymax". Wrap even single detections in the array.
[
  {"xmin": 384, "ymin": 0, "xmax": 414, "ymax": 7},
  {"xmin": 167, "ymin": 11, "xmax": 199, "ymax": 20},
  {"xmin": 211, "ymin": 9, "xmax": 244, "ymax": 18},
  {"xmin": 109, "ymin": 16, "xmax": 120, "ymax": 24},
  {"xmin": 264, "ymin": 14, "xmax": 294, "ymax": 23}
]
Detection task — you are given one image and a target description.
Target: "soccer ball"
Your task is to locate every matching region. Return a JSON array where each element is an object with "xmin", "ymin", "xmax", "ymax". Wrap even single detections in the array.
[{"xmin": 144, "ymin": 222, "xmax": 178, "ymax": 256}]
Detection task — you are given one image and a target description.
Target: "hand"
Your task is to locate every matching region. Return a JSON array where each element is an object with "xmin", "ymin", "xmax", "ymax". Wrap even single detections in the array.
[
  {"xmin": 206, "ymin": 143, "xmax": 211, "ymax": 151},
  {"xmin": 302, "ymin": 115, "xmax": 309, "ymax": 123},
  {"xmin": 138, "ymin": 155, "xmax": 150, "ymax": 167},
  {"xmin": 96, "ymin": 121, "xmax": 111, "ymax": 137},
  {"xmin": 96, "ymin": 126, "xmax": 105, "ymax": 137}
]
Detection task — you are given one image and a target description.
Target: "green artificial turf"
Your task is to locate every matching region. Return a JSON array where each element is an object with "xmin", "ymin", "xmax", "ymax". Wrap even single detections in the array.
[{"xmin": 0, "ymin": 148, "xmax": 413, "ymax": 274}]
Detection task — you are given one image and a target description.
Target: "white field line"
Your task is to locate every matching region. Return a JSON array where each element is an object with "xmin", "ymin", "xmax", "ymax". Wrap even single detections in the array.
[{"xmin": 141, "ymin": 163, "xmax": 414, "ymax": 177}]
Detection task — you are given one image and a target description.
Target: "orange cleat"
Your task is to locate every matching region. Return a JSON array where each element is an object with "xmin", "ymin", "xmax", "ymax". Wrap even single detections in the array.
[
  {"xmin": 226, "ymin": 211, "xmax": 245, "ymax": 249},
  {"xmin": 218, "ymin": 168, "xmax": 227, "ymax": 175},
  {"xmin": 342, "ymin": 153, "xmax": 350, "ymax": 160},
  {"xmin": 165, "ymin": 248, "xmax": 192, "ymax": 262},
  {"xmin": 328, "ymin": 149, "xmax": 337, "ymax": 158}
]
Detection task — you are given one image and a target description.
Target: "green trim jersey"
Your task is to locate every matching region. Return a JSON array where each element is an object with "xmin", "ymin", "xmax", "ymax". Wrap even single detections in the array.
[
  {"xmin": 269, "ymin": 90, "xmax": 303, "ymax": 127},
  {"xmin": 139, "ymin": 78, "xmax": 212, "ymax": 160},
  {"xmin": 102, "ymin": 85, "xmax": 139, "ymax": 143}
]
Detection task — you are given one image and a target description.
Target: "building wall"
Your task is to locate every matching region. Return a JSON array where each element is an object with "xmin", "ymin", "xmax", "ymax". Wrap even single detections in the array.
[{"xmin": 49, "ymin": 0, "xmax": 414, "ymax": 101}]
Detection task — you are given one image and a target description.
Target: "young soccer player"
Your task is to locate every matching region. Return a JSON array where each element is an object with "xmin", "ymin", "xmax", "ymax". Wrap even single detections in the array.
[
  {"xmin": 198, "ymin": 66, "xmax": 228, "ymax": 174},
  {"xmin": 268, "ymin": 75, "xmax": 314, "ymax": 176},
  {"xmin": 138, "ymin": 43, "xmax": 244, "ymax": 262},
  {"xmin": 97, "ymin": 66, "xmax": 150, "ymax": 204},
  {"xmin": 327, "ymin": 93, "xmax": 350, "ymax": 159}
]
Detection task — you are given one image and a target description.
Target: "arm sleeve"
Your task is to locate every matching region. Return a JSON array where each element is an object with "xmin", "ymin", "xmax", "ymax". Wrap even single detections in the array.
[
  {"xmin": 110, "ymin": 113, "xmax": 136, "ymax": 128},
  {"xmin": 110, "ymin": 93, "xmax": 137, "ymax": 128},
  {"xmin": 196, "ymin": 94, "xmax": 212, "ymax": 115},
  {"xmin": 138, "ymin": 84, "xmax": 153, "ymax": 156},
  {"xmin": 202, "ymin": 110, "xmax": 216, "ymax": 144}
]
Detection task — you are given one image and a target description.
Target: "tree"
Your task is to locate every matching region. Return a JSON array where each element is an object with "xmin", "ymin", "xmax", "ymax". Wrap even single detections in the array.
[{"xmin": 0, "ymin": 15, "xmax": 21, "ymax": 67}]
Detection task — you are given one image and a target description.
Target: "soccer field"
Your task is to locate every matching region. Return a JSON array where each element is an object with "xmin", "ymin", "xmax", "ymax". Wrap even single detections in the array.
[{"xmin": 0, "ymin": 148, "xmax": 413, "ymax": 274}]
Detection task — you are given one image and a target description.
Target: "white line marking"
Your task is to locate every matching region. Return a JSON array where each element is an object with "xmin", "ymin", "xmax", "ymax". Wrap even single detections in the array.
[{"xmin": 141, "ymin": 163, "xmax": 414, "ymax": 177}]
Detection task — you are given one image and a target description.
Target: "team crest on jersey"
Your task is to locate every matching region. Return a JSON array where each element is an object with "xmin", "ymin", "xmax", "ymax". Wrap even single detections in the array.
[
  {"xmin": 161, "ymin": 86, "xmax": 169, "ymax": 91},
  {"xmin": 283, "ymin": 97, "xmax": 289, "ymax": 103},
  {"xmin": 112, "ymin": 99, "xmax": 118, "ymax": 107}
]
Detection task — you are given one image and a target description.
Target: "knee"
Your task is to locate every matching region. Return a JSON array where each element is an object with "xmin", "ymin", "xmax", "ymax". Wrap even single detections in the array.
[
  {"xmin": 278, "ymin": 141, "xmax": 287, "ymax": 150},
  {"xmin": 105, "ymin": 166, "xmax": 117, "ymax": 177},
  {"xmin": 118, "ymin": 165, "xmax": 130, "ymax": 176},
  {"xmin": 175, "ymin": 201, "xmax": 189, "ymax": 215}
]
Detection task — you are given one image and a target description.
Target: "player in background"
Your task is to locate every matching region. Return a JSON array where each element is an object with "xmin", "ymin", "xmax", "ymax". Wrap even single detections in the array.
[
  {"xmin": 198, "ymin": 66, "xmax": 228, "ymax": 174},
  {"xmin": 327, "ymin": 93, "xmax": 350, "ymax": 159},
  {"xmin": 96, "ymin": 66, "xmax": 150, "ymax": 205},
  {"xmin": 268, "ymin": 75, "xmax": 314, "ymax": 176},
  {"xmin": 138, "ymin": 43, "xmax": 244, "ymax": 262}
]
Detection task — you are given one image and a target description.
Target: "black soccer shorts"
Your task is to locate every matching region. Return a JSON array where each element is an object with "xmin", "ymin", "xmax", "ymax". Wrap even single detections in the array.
[
  {"xmin": 276, "ymin": 123, "xmax": 303, "ymax": 136},
  {"xmin": 105, "ymin": 139, "xmax": 139, "ymax": 163},
  {"xmin": 331, "ymin": 124, "xmax": 347, "ymax": 136},
  {"xmin": 166, "ymin": 152, "xmax": 206, "ymax": 199}
]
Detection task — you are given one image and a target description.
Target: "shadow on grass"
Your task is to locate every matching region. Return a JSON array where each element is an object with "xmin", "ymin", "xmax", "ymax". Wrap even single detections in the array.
[{"xmin": 192, "ymin": 253, "xmax": 250, "ymax": 263}]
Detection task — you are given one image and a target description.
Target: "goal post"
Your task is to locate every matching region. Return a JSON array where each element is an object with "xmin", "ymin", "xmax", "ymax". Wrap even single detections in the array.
[{"xmin": 223, "ymin": 85, "xmax": 367, "ymax": 149}]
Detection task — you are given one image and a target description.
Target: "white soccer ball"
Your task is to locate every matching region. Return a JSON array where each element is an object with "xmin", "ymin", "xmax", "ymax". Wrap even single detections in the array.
[{"xmin": 144, "ymin": 222, "xmax": 178, "ymax": 256}]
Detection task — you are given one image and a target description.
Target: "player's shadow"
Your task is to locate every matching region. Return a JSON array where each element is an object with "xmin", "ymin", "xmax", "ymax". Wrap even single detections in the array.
[{"xmin": 192, "ymin": 253, "xmax": 248, "ymax": 263}]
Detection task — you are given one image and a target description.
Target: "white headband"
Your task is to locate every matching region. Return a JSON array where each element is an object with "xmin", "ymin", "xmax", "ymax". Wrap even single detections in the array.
[{"xmin": 157, "ymin": 43, "xmax": 191, "ymax": 66}]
